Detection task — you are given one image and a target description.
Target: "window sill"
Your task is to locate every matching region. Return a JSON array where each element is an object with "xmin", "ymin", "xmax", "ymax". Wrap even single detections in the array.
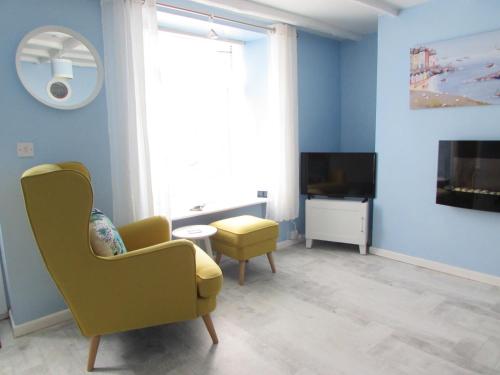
[{"xmin": 171, "ymin": 198, "xmax": 267, "ymax": 221}]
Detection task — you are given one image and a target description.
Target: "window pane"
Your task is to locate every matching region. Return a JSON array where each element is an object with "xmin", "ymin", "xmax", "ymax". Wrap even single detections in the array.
[{"xmin": 153, "ymin": 32, "xmax": 258, "ymax": 215}]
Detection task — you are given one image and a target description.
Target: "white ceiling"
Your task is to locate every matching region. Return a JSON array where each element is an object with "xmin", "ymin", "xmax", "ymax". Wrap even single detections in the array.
[
  {"xmin": 250, "ymin": 0, "xmax": 428, "ymax": 34},
  {"xmin": 184, "ymin": 0, "xmax": 429, "ymax": 40}
]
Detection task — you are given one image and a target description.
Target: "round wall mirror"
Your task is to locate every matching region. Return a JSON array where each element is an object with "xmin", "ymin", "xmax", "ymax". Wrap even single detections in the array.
[{"xmin": 16, "ymin": 26, "xmax": 104, "ymax": 110}]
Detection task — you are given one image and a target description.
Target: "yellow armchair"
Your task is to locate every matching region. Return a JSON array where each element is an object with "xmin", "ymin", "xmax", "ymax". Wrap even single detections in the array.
[{"xmin": 20, "ymin": 162, "xmax": 223, "ymax": 371}]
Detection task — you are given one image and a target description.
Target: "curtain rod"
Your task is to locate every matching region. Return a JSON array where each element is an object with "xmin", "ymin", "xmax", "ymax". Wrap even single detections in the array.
[
  {"xmin": 158, "ymin": 26, "xmax": 246, "ymax": 45},
  {"xmin": 156, "ymin": 2, "xmax": 275, "ymax": 32}
]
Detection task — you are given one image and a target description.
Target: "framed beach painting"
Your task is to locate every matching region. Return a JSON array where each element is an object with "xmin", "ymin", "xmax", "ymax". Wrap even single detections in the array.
[{"xmin": 410, "ymin": 29, "xmax": 500, "ymax": 109}]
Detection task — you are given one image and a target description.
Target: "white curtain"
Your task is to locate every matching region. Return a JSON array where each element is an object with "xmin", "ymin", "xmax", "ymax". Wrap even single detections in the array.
[
  {"xmin": 101, "ymin": 0, "xmax": 167, "ymax": 225},
  {"xmin": 266, "ymin": 24, "xmax": 300, "ymax": 222}
]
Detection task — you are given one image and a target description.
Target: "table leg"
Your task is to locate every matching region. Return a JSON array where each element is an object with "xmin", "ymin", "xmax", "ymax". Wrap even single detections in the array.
[{"xmin": 204, "ymin": 237, "xmax": 214, "ymax": 258}]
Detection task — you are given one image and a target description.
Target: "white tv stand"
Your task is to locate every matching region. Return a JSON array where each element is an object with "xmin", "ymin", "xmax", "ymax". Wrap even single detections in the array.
[{"xmin": 305, "ymin": 198, "xmax": 369, "ymax": 255}]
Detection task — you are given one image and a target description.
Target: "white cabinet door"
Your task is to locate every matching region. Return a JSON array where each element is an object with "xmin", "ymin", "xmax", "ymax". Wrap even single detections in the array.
[
  {"xmin": 307, "ymin": 206, "xmax": 365, "ymax": 244},
  {"xmin": 306, "ymin": 199, "xmax": 369, "ymax": 253}
]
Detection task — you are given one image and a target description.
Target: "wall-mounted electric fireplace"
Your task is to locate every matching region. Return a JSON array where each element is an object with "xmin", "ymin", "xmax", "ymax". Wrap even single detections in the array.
[{"xmin": 437, "ymin": 141, "xmax": 500, "ymax": 213}]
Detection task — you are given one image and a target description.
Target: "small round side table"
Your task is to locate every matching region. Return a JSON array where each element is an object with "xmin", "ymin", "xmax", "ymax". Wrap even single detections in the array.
[{"xmin": 172, "ymin": 225, "xmax": 217, "ymax": 257}]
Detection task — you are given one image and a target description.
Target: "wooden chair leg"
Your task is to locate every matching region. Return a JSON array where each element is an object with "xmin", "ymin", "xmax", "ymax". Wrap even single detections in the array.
[
  {"xmin": 215, "ymin": 251, "xmax": 222, "ymax": 264},
  {"xmin": 87, "ymin": 335, "xmax": 101, "ymax": 372},
  {"xmin": 202, "ymin": 314, "xmax": 219, "ymax": 344},
  {"xmin": 267, "ymin": 252, "xmax": 276, "ymax": 273},
  {"xmin": 239, "ymin": 260, "xmax": 246, "ymax": 285}
]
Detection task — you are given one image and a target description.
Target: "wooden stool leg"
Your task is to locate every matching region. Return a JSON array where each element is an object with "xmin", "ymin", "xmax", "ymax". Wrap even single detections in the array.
[
  {"xmin": 239, "ymin": 260, "xmax": 246, "ymax": 285},
  {"xmin": 267, "ymin": 252, "xmax": 276, "ymax": 273},
  {"xmin": 87, "ymin": 335, "xmax": 101, "ymax": 372},
  {"xmin": 215, "ymin": 252, "xmax": 222, "ymax": 264},
  {"xmin": 202, "ymin": 314, "xmax": 219, "ymax": 344}
]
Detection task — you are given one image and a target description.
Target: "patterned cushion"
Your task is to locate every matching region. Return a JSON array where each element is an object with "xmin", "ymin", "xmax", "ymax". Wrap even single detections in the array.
[{"xmin": 89, "ymin": 208, "xmax": 127, "ymax": 257}]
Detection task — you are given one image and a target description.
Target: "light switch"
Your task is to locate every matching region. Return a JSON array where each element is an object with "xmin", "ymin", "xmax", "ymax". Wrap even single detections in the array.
[{"xmin": 17, "ymin": 142, "xmax": 34, "ymax": 157}]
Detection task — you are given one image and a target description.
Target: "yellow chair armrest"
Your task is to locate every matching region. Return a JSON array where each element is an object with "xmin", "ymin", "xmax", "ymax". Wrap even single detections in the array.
[
  {"xmin": 107, "ymin": 238, "xmax": 186, "ymax": 261},
  {"xmin": 194, "ymin": 245, "xmax": 223, "ymax": 298},
  {"xmin": 118, "ymin": 216, "xmax": 170, "ymax": 251}
]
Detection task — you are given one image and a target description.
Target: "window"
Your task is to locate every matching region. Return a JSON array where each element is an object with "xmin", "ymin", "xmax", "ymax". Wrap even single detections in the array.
[{"xmin": 152, "ymin": 31, "xmax": 261, "ymax": 217}]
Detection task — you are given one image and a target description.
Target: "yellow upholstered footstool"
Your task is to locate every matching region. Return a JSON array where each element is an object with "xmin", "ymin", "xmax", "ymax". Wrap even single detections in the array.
[{"xmin": 210, "ymin": 215, "xmax": 279, "ymax": 285}]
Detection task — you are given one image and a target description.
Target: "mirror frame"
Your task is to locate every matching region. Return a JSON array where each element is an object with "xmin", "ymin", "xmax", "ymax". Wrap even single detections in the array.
[{"xmin": 16, "ymin": 25, "xmax": 104, "ymax": 110}]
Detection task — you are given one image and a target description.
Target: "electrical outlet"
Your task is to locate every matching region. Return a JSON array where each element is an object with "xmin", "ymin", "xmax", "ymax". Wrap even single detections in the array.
[
  {"xmin": 17, "ymin": 142, "xmax": 34, "ymax": 157},
  {"xmin": 257, "ymin": 190, "xmax": 268, "ymax": 198}
]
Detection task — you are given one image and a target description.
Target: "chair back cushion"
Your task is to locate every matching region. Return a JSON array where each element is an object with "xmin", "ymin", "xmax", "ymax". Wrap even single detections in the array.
[{"xmin": 21, "ymin": 163, "xmax": 97, "ymax": 333}]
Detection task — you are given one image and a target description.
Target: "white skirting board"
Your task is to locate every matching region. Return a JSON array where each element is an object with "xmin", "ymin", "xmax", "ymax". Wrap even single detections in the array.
[
  {"xmin": 10, "ymin": 308, "xmax": 73, "ymax": 338},
  {"xmin": 369, "ymin": 247, "xmax": 500, "ymax": 287},
  {"xmin": 8, "ymin": 238, "xmax": 302, "ymax": 337}
]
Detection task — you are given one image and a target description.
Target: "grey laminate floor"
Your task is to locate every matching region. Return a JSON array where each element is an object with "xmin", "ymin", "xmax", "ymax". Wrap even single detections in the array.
[{"xmin": 1, "ymin": 242, "xmax": 500, "ymax": 375}]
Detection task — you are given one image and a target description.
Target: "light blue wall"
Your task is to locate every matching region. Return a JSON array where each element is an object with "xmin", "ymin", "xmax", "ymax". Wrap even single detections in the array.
[
  {"xmin": 373, "ymin": 0, "xmax": 500, "ymax": 276},
  {"xmin": 340, "ymin": 33, "xmax": 378, "ymax": 152},
  {"xmin": 298, "ymin": 32, "xmax": 341, "ymax": 152},
  {"xmin": 296, "ymin": 31, "xmax": 342, "ymax": 235},
  {"xmin": 0, "ymin": 0, "xmax": 112, "ymax": 324}
]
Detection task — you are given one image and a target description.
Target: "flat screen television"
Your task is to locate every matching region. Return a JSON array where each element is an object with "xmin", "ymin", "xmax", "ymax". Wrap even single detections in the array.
[{"xmin": 300, "ymin": 152, "xmax": 376, "ymax": 198}]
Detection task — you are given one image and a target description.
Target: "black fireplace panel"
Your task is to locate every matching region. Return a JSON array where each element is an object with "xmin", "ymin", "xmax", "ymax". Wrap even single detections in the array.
[{"xmin": 437, "ymin": 141, "xmax": 500, "ymax": 213}]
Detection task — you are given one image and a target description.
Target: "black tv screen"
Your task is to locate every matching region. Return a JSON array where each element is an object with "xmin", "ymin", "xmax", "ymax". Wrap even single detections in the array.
[{"xmin": 300, "ymin": 153, "xmax": 376, "ymax": 198}]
